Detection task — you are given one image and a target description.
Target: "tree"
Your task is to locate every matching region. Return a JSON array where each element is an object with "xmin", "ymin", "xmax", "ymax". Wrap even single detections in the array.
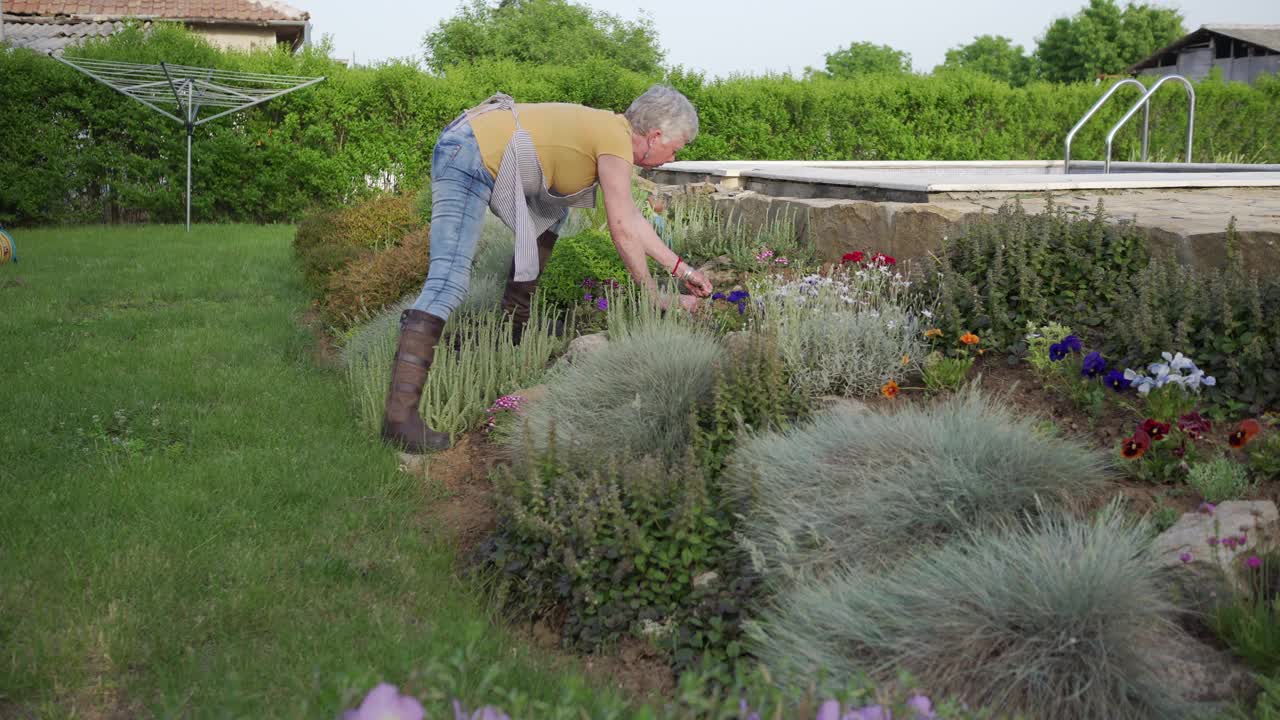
[
  {"xmin": 423, "ymin": 0, "xmax": 664, "ymax": 75},
  {"xmin": 1033, "ymin": 0, "xmax": 1184, "ymax": 83},
  {"xmin": 935, "ymin": 35, "xmax": 1032, "ymax": 86},
  {"xmin": 807, "ymin": 41, "xmax": 912, "ymax": 79}
]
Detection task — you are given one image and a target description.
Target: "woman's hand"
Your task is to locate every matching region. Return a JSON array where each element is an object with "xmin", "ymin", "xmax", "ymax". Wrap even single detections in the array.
[{"xmin": 683, "ymin": 268, "xmax": 713, "ymax": 298}]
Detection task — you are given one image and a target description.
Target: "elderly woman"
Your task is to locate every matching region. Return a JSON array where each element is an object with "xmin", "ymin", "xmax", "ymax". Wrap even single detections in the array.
[{"xmin": 383, "ymin": 84, "xmax": 712, "ymax": 453}]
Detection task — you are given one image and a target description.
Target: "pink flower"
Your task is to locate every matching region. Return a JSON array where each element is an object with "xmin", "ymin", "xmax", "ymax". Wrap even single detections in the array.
[
  {"xmin": 452, "ymin": 701, "xmax": 511, "ymax": 720},
  {"xmin": 1198, "ymin": 502, "xmax": 1216, "ymax": 515},
  {"xmin": 1248, "ymin": 556, "xmax": 1263, "ymax": 569},
  {"xmin": 1180, "ymin": 552, "xmax": 1193, "ymax": 563},
  {"xmin": 1208, "ymin": 537, "xmax": 1220, "ymax": 546},
  {"xmin": 815, "ymin": 700, "xmax": 841, "ymax": 720},
  {"xmin": 345, "ymin": 684, "xmax": 424, "ymax": 720}
]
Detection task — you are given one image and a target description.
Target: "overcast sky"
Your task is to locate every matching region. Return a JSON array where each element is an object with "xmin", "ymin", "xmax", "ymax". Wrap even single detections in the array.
[{"xmin": 302, "ymin": 0, "xmax": 1278, "ymax": 76}]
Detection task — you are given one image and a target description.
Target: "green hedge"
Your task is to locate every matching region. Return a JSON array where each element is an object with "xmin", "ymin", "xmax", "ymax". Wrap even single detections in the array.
[{"xmin": 3, "ymin": 24, "xmax": 1278, "ymax": 226}]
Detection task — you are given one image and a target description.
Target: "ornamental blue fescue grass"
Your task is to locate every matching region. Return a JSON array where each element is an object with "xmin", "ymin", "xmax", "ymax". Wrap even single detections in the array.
[
  {"xmin": 509, "ymin": 322, "xmax": 720, "ymax": 470},
  {"xmin": 726, "ymin": 386, "xmax": 1112, "ymax": 581},
  {"xmin": 751, "ymin": 506, "xmax": 1194, "ymax": 720},
  {"xmin": 751, "ymin": 267, "xmax": 928, "ymax": 398}
]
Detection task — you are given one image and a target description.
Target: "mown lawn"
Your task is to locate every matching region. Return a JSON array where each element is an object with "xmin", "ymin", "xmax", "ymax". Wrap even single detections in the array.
[{"xmin": 0, "ymin": 224, "xmax": 628, "ymax": 718}]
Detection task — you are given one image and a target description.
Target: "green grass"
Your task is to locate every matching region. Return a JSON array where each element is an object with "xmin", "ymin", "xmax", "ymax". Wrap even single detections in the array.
[{"xmin": 0, "ymin": 224, "xmax": 632, "ymax": 718}]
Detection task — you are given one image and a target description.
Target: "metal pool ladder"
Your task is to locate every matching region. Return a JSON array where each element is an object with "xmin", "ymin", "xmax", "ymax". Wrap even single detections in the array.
[{"xmin": 1064, "ymin": 74, "xmax": 1196, "ymax": 174}]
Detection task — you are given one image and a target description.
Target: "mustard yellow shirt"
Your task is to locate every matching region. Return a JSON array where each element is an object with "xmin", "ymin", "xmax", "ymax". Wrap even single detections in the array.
[{"xmin": 469, "ymin": 103, "xmax": 634, "ymax": 196}]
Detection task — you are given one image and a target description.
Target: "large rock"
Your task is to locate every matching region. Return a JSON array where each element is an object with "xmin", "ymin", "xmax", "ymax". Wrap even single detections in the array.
[
  {"xmin": 1152, "ymin": 501, "xmax": 1278, "ymax": 577},
  {"xmin": 1152, "ymin": 500, "xmax": 1279, "ymax": 614},
  {"xmin": 558, "ymin": 332, "xmax": 610, "ymax": 366},
  {"xmin": 1148, "ymin": 631, "xmax": 1259, "ymax": 705}
]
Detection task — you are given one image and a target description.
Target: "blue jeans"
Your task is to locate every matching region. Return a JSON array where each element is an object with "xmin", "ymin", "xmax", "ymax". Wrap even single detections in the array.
[{"xmin": 412, "ymin": 119, "xmax": 495, "ymax": 320}]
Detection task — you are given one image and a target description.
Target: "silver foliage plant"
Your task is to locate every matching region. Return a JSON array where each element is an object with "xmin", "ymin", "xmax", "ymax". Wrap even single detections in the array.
[
  {"xmin": 340, "ymin": 217, "xmax": 558, "ymax": 438},
  {"xmin": 751, "ymin": 265, "xmax": 929, "ymax": 398},
  {"xmin": 750, "ymin": 506, "xmax": 1193, "ymax": 720},
  {"xmin": 726, "ymin": 386, "xmax": 1112, "ymax": 582}
]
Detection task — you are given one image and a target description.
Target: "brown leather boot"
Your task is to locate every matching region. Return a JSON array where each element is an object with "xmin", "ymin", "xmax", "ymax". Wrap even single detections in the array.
[
  {"xmin": 381, "ymin": 309, "xmax": 451, "ymax": 453},
  {"xmin": 502, "ymin": 230, "xmax": 558, "ymax": 346}
]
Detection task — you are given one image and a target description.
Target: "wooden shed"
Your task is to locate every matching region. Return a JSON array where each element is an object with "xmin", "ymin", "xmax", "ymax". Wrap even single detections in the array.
[{"xmin": 1127, "ymin": 25, "xmax": 1280, "ymax": 85}]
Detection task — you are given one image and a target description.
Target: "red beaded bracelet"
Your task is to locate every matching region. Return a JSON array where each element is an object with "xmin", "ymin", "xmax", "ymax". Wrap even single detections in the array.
[{"xmin": 672, "ymin": 257, "xmax": 683, "ymax": 277}]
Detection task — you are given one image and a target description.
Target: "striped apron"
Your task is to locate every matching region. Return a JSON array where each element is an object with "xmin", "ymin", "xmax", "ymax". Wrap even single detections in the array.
[{"xmin": 458, "ymin": 94, "xmax": 600, "ymax": 282}]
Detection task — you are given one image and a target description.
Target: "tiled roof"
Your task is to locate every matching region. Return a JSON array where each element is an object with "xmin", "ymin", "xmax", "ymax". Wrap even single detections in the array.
[
  {"xmin": 4, "ymin": 0, "xmax": 308, "ymax": 22},
  {"xmin": 1, "ymin": 18, "xmax": 135, "ymax": 53}
]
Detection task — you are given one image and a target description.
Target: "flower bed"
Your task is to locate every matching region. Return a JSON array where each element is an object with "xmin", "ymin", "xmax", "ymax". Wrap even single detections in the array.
[{"xmin": 332, "ymin": 197, "xmax": 1280, "ymax": 719}]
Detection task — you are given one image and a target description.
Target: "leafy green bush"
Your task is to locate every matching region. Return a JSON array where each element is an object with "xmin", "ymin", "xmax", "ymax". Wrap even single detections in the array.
[
  {"xmin": 726, "ymin": 387, "xmax": 1112, "ymax": 582},
  {"xmin": 752, "ymin": 508, "xmax": 1191, "ymax": 720},
  {"xmin": 752, "ymin": 268, "xmax": 927, "ymax": 399},
  {"xmin": 483, "ymin": 449, "xmax": 740, "ymax": 658},
  {"xmin": 929, "ymin": 199, "xmax": 1149, "ymax": 360},
  {"xmin": 7, "ymin": 22, "xmax": 1280, "ymax": 227},
  {"xmin": 694, "ymin": 329, "xmax": 809, "ymax": 481},
  {"xmin": 509, "ymin": 323, "xmax": 719, "ymax": 471},
  {"xmin": 537, "ymin": 228, "xmax": 630, "ymax": 308}
]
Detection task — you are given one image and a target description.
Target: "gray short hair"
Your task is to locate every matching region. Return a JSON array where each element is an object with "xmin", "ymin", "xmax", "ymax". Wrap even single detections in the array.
[{"xmin": 625, "ymin": 84, "xmax": 699, "ymax": 144}]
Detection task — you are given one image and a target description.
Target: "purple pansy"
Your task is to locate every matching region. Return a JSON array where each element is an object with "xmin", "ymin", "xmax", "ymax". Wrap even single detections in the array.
[
  {"xmin": 1081, "ymin": 351, "xmax": 1107, "ymax": 378},
  {"xmin": 1104, "ymin": 369, "xmax": 1131, "ymax": 391}
]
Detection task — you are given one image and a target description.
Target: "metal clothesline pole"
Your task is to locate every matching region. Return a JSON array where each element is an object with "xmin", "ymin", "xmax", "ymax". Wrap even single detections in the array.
[{"xmin": 51, "ymin": 52, "xmax": 324, "ymax": 231}]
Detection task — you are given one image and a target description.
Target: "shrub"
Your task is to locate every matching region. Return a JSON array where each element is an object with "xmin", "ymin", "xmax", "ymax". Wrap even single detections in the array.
[
  {"xmin": 1248, "ymin": 427, "xmax": 1280, "ymax": 482},
  {"xmin": 1113, "ymin": 219, "xmax": 1280, "ymax": 413},
  {"xmin": 929, "ymin": 199, "xmax": 1149, "ymax": 360},
  {"xmin": 1187, "ymin": 458, "xmax": 1253, "ymax": 503},
  {"xmin": 8, "ymin": 24, "xmax": 1280, "ymax": 227},
  {"xmin": 329, "ymin": 193, "xmax": 421, "ymax": 250},
  {"xmin": 694, "ymin": 329, "xmax": 809, "ymax": 481},
  {"xmin": 726, "ymin": 386, "xmax": 1112, "ymax": 582},
  {"xmin": 929, "ymin": 205, "xmax": 1280, "ymax": 413},
  {"xmin": 484, "ymin": 449, "xmax": 740, "ymax": 657},
  {"xmin": 752, "ymin": 267, "xmax": 928, "ymax": 399},
  {"xmin": 751, "ymin": 508, "xmax": 1192, "ymax": 720},
  {"xmin": 294, "ymin": 193, "xmax": 424, "ymax": 293},
  {"xmin": 508, "ymin": 323, "xmax": 719, "ymax": 471},
  {"xmin": 294, "ymin": 206, "xmax": 367, "ymax": 292},
  {"xmin": 323, "ymin": 227, "xmax": 430, "ymax": 329},
  {"xmin": 538, "ymin": 228, "xmax": 630, "ymax": 308}
]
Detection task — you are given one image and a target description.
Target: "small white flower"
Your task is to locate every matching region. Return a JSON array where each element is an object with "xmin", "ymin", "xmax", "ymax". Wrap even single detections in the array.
[{"xmin": 921, "ymin": 310, "xmax": 934, "ymax": 319}]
